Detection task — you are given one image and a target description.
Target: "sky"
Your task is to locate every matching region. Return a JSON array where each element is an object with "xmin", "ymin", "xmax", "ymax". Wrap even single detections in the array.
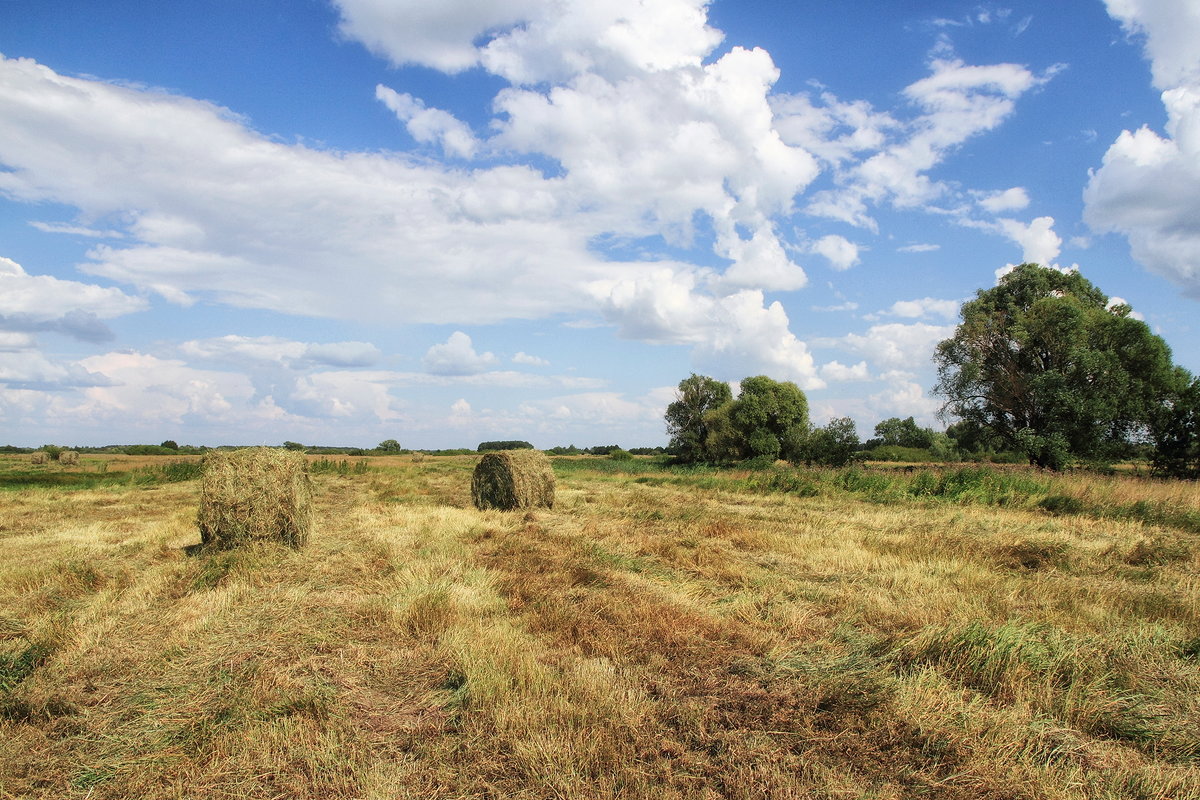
[{"xmin": 1, "ymin": 0, "xmax": 1198, "ymax": 450}]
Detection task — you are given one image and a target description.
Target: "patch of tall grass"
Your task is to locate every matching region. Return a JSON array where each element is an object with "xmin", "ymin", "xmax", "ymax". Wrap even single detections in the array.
[
  {"xmin": 310, "ymin": 458, "xmax": 369, "ymax": 476},
  {"xmin": 0, "ymin": 459, "xmax": 203, "ymax": 490}
]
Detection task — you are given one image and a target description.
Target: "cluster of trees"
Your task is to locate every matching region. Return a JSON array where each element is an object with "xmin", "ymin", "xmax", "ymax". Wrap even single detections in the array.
[
  {"xmin": 665, "ymin": 374, "xmax": 861, "ymax": 467},
  {"xmin": 477, "ymin": 440, "xmax": 534, "ymax": 452},
  {"xmin": 662, "ymin": 264, "xmax": 1199, "ymax": 477},
  {"xmin": 546, "ymin": 444, "xmax": 665, "ymax": 456},
  {"xmin": 935, "ymin": 263, "xmax": 1198, "ymax": 476}
]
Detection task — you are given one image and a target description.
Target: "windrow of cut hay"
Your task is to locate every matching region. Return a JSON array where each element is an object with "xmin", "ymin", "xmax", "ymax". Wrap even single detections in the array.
[
  {"xmin": 59, "ymin": 450, "xmax": 79, "ymax": 466},
  {"xmin": 198, "ymin": 448, "xmax": 313, "ymax": 549},
  {"xmin": 472, "ymin": 449, "xmax": 555, "ymax": 511}
]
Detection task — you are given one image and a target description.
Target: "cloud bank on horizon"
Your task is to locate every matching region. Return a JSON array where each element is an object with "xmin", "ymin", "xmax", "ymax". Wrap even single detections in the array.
[{"xmin": 0, "ymin": 0, "xmax": 1196, "ymax": 447}]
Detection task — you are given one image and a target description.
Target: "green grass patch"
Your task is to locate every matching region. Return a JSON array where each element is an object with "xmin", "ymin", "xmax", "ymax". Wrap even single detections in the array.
[
  {"xmin": 0, "ymin": 641, "xmax": 52, "ymax": 692},
  {"xmin": 0, "ymin": 460, "xmax": 203, "ymax": 490}
]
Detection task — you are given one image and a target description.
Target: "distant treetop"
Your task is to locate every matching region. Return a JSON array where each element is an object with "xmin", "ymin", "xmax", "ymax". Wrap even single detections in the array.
[{"xmin": 478, "ymin": 440, "xmax": 534, "ymax": 452}]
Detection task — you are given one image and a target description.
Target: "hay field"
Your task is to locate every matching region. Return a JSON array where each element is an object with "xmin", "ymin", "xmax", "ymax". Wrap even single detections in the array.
[{"xmin": 1, "ymin": 454, "xmax": 1198, "ymax": 799}]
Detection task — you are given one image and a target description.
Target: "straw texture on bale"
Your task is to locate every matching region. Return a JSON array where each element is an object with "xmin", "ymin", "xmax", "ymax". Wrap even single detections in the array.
[
  {"xmin": 30, "ymin": 451, "xmax": 47, "ymax": 465},
  {"xmin": 59, "ymin": 450, "xmax": 79, "ymax": 466},
  {"xmin": 198, "ymin": 448, "xmax": 313, "ymax": 549},
  {"xmin": 471, "ymin": 450, "xmax": 555, "ymax": 511}
]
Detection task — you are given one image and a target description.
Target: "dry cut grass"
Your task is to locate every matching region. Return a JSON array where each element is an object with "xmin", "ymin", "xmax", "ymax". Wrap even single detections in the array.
[{"xmin": 0, "ymin": 454, "xmax": 1197, "ymax": 799}]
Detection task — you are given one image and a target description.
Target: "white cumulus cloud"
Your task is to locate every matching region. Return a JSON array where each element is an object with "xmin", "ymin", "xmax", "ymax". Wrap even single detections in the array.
[
  {"xmin": 818, "ymin": 321, "xmax": 955, "ymax": 371},
  {"xmin": 513, "ymin": 351, "xmax": 549, "ymax": 366},
  {"xmin": 422, "ymin": 332, "xmax": 501, "ymax": 376},
  {"xmin": 375, "ymin": 85, "xmax": 480, "ymax": 159},
  {"xmin": 1084, "ymin": 0, "xmax": 1200, "ymax": 298},
  {"xmin": 976, "ymin": 186, "xmax": 1030, "ymax": 213},
  {"xmin": 810, "ymin": 234, "xmax": 860, "ymax": 271},
  {"xmin": 589, "ymin": 267, "xmax": 824, "ymax": 388},
  {"xmin": 881, "ymin": 297, "xmax": 961, "ymax": 320},
  {"xmin": 0, "ymin": 256, "xmax": 146, "ymax": 343},
  {"xmin": 819, "ymin": 360, "xmax": 870, "ymax": 382}
]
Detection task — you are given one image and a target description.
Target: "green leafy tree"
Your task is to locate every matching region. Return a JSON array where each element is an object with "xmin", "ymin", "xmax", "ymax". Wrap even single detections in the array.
[
  {"xmin": 1149, "ymin": 372, "xmax": 1200, "ymax": 478},
  {"xmin": 377, "ymin": 439, "xmax": 403, "ymax": 452},
  {"xmin": 729, "ymin": 375, "xmax": 809, "ymax": 461},
  {"xmin": 944, "ymin": 419, "xmax": 993, "ymax": 454},
  {"xmin": 800, "ymin": 417, "xmax": 862, "ymax": 466},
  {"xmin": 665, "ymin": 374, "xmax": 733, "ymax": 463},
  {"xmin": 934, "ymin": 263, "xmax": 1182, "ymax": 470},
  {"xmin": 282, "ymin": 441, "xmax": 306, "ymax": 451},
  {"xmin": 871, "ymin": 417, "xmax": 934, "ymax": 449},
  {"xmin": 160, "ymin": 440, "xmax": 179, "ymax": 450},
  {"xmin": 701, "ymin": 402, "xmax": 743, "ymax": 464}
]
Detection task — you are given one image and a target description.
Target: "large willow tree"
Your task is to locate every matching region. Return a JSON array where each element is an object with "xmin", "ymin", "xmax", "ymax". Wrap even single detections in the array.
[{"xmin": 934, "ymin": 263, "xmax": 1185, "ymax": 470}]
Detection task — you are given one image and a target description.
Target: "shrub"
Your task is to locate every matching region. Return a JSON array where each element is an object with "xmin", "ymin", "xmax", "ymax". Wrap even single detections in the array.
[{"xmin": 864, "ymin": 445, "xmax": 936, "ymax": 463}]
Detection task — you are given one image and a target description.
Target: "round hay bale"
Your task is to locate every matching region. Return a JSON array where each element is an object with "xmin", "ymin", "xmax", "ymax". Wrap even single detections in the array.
[
  {"xmin": 197, "ymin": 448, "xmax": 313, "ymax": 549},
  {"xmin": 30, "ymin": 451, "xmax": 48, "ymax": 465},
  {"xmin": 59, "ymin": 450, "xmax": 80, "ymax": 467},
  {"xmin": 471, "ymin": 450, "xmax": 555, "ymax": 511}
]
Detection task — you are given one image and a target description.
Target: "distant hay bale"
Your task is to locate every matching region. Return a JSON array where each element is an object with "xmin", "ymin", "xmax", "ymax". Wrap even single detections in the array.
[
  {"xmin": 471, "ymin": 450, "xmax": 555, "ymax": 511},
  {"xmin": 412, "ymin": 453, "xmax": 425, "ymax": 463},
  {"xmin": 59, "ymin": 450, "xmax": 79, "ymax": 466},
  {"xmin": 198, "ymin": 448, "xmax": 312, "ymax": 549},
  {"xmin": 30, "ymin": 451, "xmax": 48, "ymax": 465}
]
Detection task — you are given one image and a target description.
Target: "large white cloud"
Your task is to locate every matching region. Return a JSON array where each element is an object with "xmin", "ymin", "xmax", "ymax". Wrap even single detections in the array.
[
  {"xmin": 0, "ymin": 55, "xmax": 610, "ymax": 325},
  {"xmin": 332, "ymin": 0, "xmax": 542, "ymax": 73},
  {"xmin": 995, "ymin": 216, "xmax": 1063, "ymax": 266},
  {"xmin": 0, "ymin": 256, "xmax": 145, "ymax": 342},
  {"xmin": 73, "ymin": 352, "xmax": 260, "ymax": 425},
  {"xmin": 0, "ymin": 351, "xmax": 114, "ymax": 390},
  {"xmin": 1084, "ymin": 0, "xmax": 1200, "ymax": 298},
  {"xmin": 589, "ymin": 267, "xmax": 824, "ymax": 388},
  {"xmin": 781, "ymin": 57, "xmax": 1051, "ymax": 229},
  {"xmin": 816, "ymin": 321, "xmax": 955, "ymax": 371},
  {"xmin": 335, "ymin": 0, "xmax": 723, "ymax": 83}
]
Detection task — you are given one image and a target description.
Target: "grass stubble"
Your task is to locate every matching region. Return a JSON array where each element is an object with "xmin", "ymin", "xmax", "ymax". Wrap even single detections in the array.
[{"xmin": 0, "ymin": 454, "xmax": 1196, "ymax": 798}]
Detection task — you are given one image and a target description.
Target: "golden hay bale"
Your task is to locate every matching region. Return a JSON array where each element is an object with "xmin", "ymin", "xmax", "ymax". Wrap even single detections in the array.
[
  {"xmin": 30, "ymin": 451, "xmax": 48, "ymax": 465},
  {"xmin": 59, "ymin": 450, "xmax": 79, "ymax": 466},
  {"xmin": 471, "ymin": 450, "xmax": 555, "ymax": 511},
  {"xmin": 198, "ymin": 448, "xmax": 312, "ymax": 549}
]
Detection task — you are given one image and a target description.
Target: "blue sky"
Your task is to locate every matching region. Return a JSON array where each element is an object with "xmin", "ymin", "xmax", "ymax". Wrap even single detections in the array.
[{"xmin": 1, "ymin": 0, "xmax": 1197, "ymax": 449}]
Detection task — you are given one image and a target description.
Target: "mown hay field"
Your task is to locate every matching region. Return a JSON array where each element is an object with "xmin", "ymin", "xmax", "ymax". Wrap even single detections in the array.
[{"xmin": 1, "ymin": 454, "xmax": 1198, "ymax": 799}]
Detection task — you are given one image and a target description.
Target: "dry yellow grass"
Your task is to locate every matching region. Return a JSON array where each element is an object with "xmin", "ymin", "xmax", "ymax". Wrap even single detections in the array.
[{"xmin": 0, "ymin": 454, "xmax": 1197, "ymax": 799}]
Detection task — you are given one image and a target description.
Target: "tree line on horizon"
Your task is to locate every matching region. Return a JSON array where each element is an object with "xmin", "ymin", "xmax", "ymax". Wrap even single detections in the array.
[{"xmin": 665, "ymin": 263, "xmax": 1199, "ymax": 477}]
